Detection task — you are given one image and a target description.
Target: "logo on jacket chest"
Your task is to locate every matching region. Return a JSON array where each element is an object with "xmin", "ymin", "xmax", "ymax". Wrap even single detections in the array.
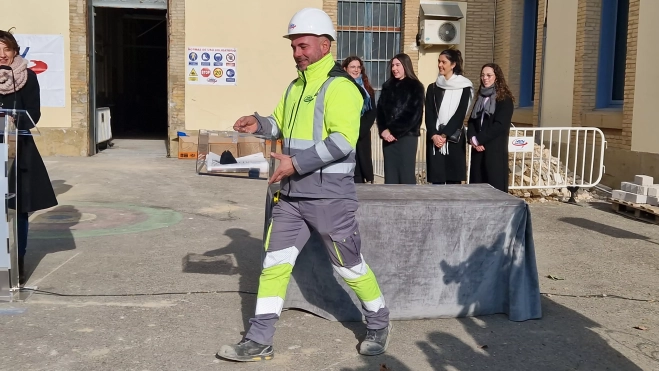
[{"xmin": 303, "ymin": 95, "xmax": 314, "ymax": 103}]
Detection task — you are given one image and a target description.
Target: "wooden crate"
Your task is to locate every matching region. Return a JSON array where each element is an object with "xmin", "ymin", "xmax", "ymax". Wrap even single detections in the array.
[{"xmin": 610, "ymin": 199, "xmax": 659, "ymax": 225}]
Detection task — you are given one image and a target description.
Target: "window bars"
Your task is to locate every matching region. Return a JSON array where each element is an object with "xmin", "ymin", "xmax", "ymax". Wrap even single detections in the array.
[{"xmin": 337, "ymin": 0, "xmax": 403, "ymax": 100}]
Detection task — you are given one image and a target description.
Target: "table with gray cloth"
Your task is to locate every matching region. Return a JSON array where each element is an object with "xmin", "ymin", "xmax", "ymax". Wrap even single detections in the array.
[{"xmin": 263, "ymin": 183, "xmax": 542, "ymax": 322}]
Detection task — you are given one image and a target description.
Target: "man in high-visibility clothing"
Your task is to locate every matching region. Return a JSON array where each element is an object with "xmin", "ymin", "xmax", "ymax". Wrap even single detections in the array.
[{"xmin": 216, "ymin": 7, "xmax": 391, "ymax": 363}]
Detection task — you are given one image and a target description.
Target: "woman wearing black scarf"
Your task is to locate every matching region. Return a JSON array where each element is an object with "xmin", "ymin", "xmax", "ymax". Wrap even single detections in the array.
[
  {"xmin": 342, "ymin": 56, "xmax": 375, "ymax": 183},
  {"xmin": 467, "ymin": 63, "xmax": 515, "ymax": 192}
]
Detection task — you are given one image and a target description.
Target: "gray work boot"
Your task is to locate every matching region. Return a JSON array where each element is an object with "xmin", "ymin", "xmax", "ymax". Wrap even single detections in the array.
[
  {"xmin": 359, "ymin": 322, "xmax": 392, "ymax": 356},
  {"xmin": 216, "ymin": 339, "xmax": 274, "ymax": 362}
]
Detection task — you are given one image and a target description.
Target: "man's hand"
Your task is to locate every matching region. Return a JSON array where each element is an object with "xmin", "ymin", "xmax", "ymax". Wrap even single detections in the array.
[
  {"xmin": 269, "ymin": 153, "xmax": 296, "ymax": 184},
  {"xmin": 381, "ymin": 129, "xmax": 396, "ymax": 143},
  {"xmin": 233, "ymin": 115, "xmax": 258, "ymax": 134},
  {"xmin": 474, "ymin": 145, "xmax": 485, "ymax": 152}
]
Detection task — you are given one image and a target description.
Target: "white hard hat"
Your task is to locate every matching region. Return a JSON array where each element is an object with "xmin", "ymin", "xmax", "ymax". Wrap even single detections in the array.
[{"xmin": 284, "ymin": 8, "xmax": 337, "ymax": 41}]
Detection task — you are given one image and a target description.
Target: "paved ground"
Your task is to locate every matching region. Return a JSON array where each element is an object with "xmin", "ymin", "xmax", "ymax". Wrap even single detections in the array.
[{"xmin": 1, "ymin": 139, "xmax": 657, "ymax": 371}]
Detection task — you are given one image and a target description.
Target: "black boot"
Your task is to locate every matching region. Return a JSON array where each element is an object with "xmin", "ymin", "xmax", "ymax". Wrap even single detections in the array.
[
  {"xmin": 216, "ymin": 339, "xmax": 274, "ymax": 362},
  {"xmin": 359, "ymin": 323, "xmax": 393, "ymax": 356},
  {"xmin": 18, "ymin": 256, "xmax": 26, "ymax": 285}
]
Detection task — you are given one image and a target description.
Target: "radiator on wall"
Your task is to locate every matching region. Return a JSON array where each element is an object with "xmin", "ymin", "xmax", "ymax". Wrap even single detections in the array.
[{"xmin": 96, "ymin": 107, "xmax": 112, "ymax": 144}]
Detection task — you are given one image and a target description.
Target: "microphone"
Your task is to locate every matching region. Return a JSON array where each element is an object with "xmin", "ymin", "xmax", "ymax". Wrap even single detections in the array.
[{"xmin": 0, "ymin": 65, "xmax": 17, "ymax": 122}]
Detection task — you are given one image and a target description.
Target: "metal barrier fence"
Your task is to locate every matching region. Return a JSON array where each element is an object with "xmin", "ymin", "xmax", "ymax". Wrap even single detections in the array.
[
  {"xmin": 370, "ymin": 126, "xmax": 607, "ymax": 191},
  {"xmin": 502, "ymin": 127, "xmax": 607, "ymax": 190}
]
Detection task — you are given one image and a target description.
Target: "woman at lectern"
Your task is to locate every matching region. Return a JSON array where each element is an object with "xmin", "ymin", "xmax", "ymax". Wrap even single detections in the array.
[
  {"xmin": 425, "ymin": 49, "xmax": 473, "ymax": 185},
  {"xmin": 467, "ymin": 63, "xmax": 515, "ymax": 192},
  {"xmin": 0, "ymin": 29, "xmax": 58, "ymax": 285},
  {"xmin": 376, "ymin": 53, "xmax": 425, "ymax": 184}
]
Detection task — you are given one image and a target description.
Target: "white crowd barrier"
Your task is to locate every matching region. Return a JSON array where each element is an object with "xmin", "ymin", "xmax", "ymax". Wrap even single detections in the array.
[{"xmin": 370, "ymin": 125, "xmax": 607, "ymax": 191}]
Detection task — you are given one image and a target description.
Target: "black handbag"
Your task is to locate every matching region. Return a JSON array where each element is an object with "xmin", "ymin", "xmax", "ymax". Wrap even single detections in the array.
[{"xmin": 434, "ymin": 85, "xmax": 463, "ymax": 144}]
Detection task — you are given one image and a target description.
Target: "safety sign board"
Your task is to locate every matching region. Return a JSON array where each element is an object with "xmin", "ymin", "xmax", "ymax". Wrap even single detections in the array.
[{"xmin": 186, "ymin": 46, "xmax": 237, "ymax": 85}]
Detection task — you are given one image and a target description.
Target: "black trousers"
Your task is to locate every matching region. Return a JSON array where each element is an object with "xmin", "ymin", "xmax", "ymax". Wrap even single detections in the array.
[{"xmin": 383, "ymin": 135, "xmax": 418, "ymax": 184}]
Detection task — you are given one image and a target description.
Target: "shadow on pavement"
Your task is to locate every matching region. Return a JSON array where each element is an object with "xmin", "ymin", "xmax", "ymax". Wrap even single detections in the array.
[
  {"xmin": 559, "ymin": 217, "xmax": 659, "ymax": 245},
  {"xmin": 181, "ymin": 228, "xmax": 262, "ymax": 335},
  {"xmin": 414, "ymin": 297, "xmax": 651, "ymax": 370},
  {"xmin": 25, "ymin": 205, "xmax": 80, "ymax": 283}
]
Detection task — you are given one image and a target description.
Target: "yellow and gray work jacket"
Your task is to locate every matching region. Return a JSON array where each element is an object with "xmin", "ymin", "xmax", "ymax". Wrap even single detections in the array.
[{"xmin": 254, "ymin": 53, "xmax": 365, "ymax": 200}]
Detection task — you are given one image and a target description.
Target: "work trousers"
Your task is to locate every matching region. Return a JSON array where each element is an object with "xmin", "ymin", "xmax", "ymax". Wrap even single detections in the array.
[
  {"xmin": 246, "ymin": 197, "xmax": 390, "ymax": 346},
  {"xmin": 383, "ymin": 135, "xmax": 418, "ymax": 184}
]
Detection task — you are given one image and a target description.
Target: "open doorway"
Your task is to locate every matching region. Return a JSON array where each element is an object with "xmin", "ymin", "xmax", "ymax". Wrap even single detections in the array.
[{"xmin": 93, "ymin": 7, "xmax": 168, "ymax": 146}]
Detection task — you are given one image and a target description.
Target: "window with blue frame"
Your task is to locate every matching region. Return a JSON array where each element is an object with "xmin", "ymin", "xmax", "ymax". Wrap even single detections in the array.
[
  {"xmin": 519, "ymin": 0, "xmax": 539, "ymax": 107},
  {"xmin": 596, "ymin": 0, "xmax": 629, "ymax": 108},
  {"xmin": 337, "ymin": 0, "xmax": 403, "ymax": 101}
]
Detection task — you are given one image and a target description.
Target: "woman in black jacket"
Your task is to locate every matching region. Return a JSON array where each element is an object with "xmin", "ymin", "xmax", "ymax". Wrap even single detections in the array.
[
  {"xmin": 376, "ymin": 53, "xmax": 424, "ymax": 184},
  {"xmin": 467, "ymin": 63, "xmax": 515, "ymax": 192},
  {"xmin": 342, "ymin": 56, "xmax": 375, "ymax": 183},
  {"xmin": 425, "ymin": 49, "xmax": 473, "ymax": 184},
  {"xmin": 0, "ymin": 30, "xmax": 58, "ymax": 285}
]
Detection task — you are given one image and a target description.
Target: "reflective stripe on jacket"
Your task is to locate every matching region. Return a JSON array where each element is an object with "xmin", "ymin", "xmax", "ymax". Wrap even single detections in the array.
[{"xmin": 254, "ymin": 53, "xmax": 363, "ymax": 200}]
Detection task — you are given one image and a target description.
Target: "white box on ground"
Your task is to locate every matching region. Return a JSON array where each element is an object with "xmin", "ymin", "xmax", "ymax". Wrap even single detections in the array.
[
  {"xmin": 612, "ymin": 190, "xmax": 626, "ymax": 201},
  {"xmin": 648, "ymin": 186, "xmax": 659, "ymax": 197},
  {"xmin": 625, "ymin": 192, "xmax": 647, "ymax": 204},
  {"xmin": 648, "ymin": 196, "xmax": 659, "ymax": 207},
  {"xmin": 634, "ymin": 175, "xmax": 653, "ymax": 186}
]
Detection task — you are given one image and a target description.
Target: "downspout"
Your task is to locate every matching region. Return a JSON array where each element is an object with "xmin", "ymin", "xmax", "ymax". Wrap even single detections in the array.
[
  {"xmin": 492, "ymin": 0, "xmax": 497, "ymax": 62},
  {"xmin": 537, "ymin": 0, "xmax": 549, "ymax": 127}
]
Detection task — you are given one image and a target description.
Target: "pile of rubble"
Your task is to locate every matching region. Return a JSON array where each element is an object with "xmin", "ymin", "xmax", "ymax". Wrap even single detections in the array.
[{"xmin": 507, "ymin": 142, "xmax": 598, "ymax": 203}]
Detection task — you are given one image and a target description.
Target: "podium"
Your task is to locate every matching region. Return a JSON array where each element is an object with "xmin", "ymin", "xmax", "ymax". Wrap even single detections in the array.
[{"xmin": 0, "ymin": 109, "xmax": 39, "ymax": 302}]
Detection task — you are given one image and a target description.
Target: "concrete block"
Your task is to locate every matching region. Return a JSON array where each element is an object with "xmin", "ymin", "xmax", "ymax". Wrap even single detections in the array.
[
  {"xmin": 612, "ymin": 190, "xmax": 626, "ymax": 201},
  {"xmin": 648, "ymin": 196, "xmax": 659, "ymax": 207},
  {"xmin": 621, "ymin": 182, "xmax": 633, "ymax": 192},
  {"xmin": 647, "ymin": 185, "xmax": 659, "ymax": 197},
  {"xmin": 624, "ymin": 192, "xmax": 647, "ymax": 204},
  {"xmin": 634, "ymin": 175, "xmax": 653, "ymax": 186}
]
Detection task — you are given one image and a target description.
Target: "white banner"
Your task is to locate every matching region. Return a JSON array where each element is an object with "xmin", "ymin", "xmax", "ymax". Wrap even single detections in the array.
[
  {"xmin": 508, "ymin": 136, "xmax": 535, "ymax": 153},
  {"xmin": 15, "ymin": 34, "xmax": 66, "ymax": 108},
  {"xmin": 186, "ymin": 47, "xmax": 237, "ymax": 86}
]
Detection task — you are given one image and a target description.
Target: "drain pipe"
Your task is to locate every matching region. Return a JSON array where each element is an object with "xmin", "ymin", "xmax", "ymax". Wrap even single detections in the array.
[
  {"xmin": 492, "ymin": 0, "xmax": 497, "ymax": 62},
  {"xmin": 537, "ymin": 0, "xmax": 549, "ymax": 127}
]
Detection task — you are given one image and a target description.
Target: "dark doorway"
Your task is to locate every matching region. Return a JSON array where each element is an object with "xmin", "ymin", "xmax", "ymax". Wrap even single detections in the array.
[{"xmin": 94, "ymin": 7, "xmax": 168, "ymax": 140}]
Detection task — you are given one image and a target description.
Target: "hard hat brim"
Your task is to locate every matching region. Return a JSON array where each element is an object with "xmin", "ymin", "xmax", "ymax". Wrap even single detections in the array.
[{"xmin": 283, "ymin": 32, "xmax": 336, "ymax": 42}]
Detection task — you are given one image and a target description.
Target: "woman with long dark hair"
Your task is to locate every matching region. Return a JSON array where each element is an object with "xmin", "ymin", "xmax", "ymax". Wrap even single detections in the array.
[
  {"xmin": 0, "ymin": 29, "xmax": 58, "ymax": 285},
  {"xmin": 467, "ymin": 63, "xmax": 515, "ymax": 192},
  {"xmin": 425, "ymin": 49, "xmax": 473, "ymax": 185},
  {"xmin": 376, "ymin": 53, "xmax": 425, "ymax": 184},
  {"xmin": 342, "ymin": 56, "xmax": 375, "ymax": 183}
]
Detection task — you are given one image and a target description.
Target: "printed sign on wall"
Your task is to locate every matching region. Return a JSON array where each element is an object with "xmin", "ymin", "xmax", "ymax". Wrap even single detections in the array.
[
  {"xmin": 186, "ymin": 47, "xmax": 237, "ymax": 86},
  {"xmin": 14, "ymin": 34, "xmax": 66, "ymax": 107}
]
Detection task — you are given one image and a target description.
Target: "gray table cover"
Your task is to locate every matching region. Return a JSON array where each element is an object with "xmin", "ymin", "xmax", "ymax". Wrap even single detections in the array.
[{"xmin": 264, "ymin": 184, "xmax": 542, "ymax": 322}]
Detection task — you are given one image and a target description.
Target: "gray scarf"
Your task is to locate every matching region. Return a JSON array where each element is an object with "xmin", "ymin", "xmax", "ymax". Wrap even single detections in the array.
[{"xmin": 470, "ymin": 85, "xmax": 497, "ymax": 119}]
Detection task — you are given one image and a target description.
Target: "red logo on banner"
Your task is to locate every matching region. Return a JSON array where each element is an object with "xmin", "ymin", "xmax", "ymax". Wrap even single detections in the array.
[{"xmin": 201, "ymin": 68, "xmax": 211, "ymax": 78}]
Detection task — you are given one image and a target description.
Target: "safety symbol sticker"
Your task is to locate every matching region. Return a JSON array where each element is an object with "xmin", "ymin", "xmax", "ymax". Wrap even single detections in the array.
[{"xmin": 186, "ymin": 47, "xmax": 237, "ymax": 85}]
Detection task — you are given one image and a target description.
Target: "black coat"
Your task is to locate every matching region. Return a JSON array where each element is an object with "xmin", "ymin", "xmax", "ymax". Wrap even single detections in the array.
[
  {"xmin": 354, "ymin": 106, "xmax": 376, "ymax": 183},
  {"xmin": 376, "ymin": 77, "xmax": 425, "ymax": 138},
  {"xmin": 467, "ymin": 96, "xmax": 514, "ymax": 192},
  {"xmin": 0, "ymin": 69, "xmax": 58, "ymax": 213},
  {"xmin": 425, "ymin": 84, "xmax": 472, "ymax": 183}
]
